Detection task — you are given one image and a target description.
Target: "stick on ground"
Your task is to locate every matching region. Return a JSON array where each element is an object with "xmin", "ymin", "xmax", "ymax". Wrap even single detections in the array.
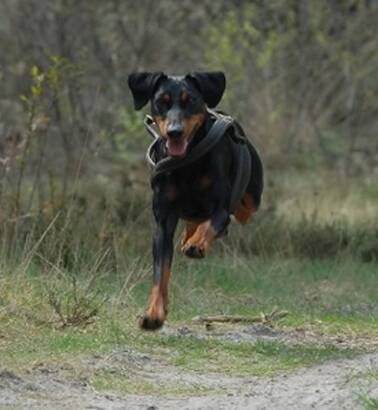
[{"xmin": 192, "ymin": 307, "xmax": 288, "ymax": 325}]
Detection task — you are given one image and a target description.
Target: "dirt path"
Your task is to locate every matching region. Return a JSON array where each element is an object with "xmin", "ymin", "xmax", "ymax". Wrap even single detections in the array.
[{"xmin": 1, "ymin": 349, "xmax": 377, "ymax": 410}]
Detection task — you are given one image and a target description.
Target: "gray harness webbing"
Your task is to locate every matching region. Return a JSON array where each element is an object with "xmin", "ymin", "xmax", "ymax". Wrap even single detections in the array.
[{"xmin": 144, "ymin": 110, "xmax": 251, "ymax": 212}]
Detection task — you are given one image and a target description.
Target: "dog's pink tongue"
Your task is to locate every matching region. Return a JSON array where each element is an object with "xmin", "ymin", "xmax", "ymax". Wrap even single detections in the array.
[{"xmin": 166, "ymin": 139, "xmax": 188, "ymax": 157}]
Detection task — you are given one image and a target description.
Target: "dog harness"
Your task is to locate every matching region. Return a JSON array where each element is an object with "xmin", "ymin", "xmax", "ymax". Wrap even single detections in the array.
[{"xmin": 144, "ymin": 109, "xmax": 256, "ymax": 212}]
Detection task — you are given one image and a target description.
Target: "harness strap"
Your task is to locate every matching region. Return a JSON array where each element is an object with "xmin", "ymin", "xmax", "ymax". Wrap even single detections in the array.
[
  {"xmin": 147, "ymin": 113, "xmax": 234, "ymax": 187},
  {"xmin": 229, "ymin": 137, "xmax": 251, "ymax": 212}
]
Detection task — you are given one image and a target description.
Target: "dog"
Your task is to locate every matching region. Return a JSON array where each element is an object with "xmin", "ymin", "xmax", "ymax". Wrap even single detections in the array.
[{"xmin": 128, "ymin": 71, "xmax": 263, "ymax": 330}]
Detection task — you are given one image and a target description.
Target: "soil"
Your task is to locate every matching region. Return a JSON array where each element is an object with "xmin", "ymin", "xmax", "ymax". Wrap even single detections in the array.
[{"xmin": 1, "ymin": 324, "xmax": 377, "ymax": 410}]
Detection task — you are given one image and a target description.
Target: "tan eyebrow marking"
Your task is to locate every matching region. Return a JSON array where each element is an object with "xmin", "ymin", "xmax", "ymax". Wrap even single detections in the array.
[{"xmin": 181, "ymin": 90, "xmax": 189, "ymax": 103}]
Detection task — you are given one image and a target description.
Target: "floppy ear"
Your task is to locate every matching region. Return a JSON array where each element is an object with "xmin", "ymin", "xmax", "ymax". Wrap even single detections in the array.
[
  {"xmin": 186, "ymin": 71, "xmax": 226, "ymax": 108},
  {"xmin": 128, "ymin": 72, "xmax": 167, "ymax": 110}
]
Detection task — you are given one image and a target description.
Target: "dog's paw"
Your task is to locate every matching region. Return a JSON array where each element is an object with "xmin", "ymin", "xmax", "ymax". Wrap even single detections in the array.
[
  {"xmin": 139, "ymin": 315, "xmax": 164, "ymax": 331},
  {"xmin": 182, "ymin": 244, "xmax": 206, "ymax": 259}
]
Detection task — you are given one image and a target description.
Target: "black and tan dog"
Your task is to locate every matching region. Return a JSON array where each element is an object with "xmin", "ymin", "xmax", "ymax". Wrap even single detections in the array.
[{"xmin": 128, "ymin": 71, "xmax": 263, "ymax": 330}]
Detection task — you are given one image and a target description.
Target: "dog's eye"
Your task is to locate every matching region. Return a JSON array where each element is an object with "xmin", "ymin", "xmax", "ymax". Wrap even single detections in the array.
[
  {"xmin": 181, "ymin": 94, "xmax": 193, "ymax": 107},
  {"xmin": 160, "ymin": 94, "xmax": 171, "ymax": 105}
]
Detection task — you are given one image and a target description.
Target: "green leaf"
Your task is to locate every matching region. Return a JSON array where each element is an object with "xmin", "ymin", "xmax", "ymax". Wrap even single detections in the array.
[
  {"xmin": 30, "ymin": 65, "xmax": 39, "ymax": 77},
  {"xmin": 31, "ymin": 85, "xmax": 42, "ymax": 97},
  {"xmin": 19, "ymin": 94, "xmax": 29, "ymax": 103}
]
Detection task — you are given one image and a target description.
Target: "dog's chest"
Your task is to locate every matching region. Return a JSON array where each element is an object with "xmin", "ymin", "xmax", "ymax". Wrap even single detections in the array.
[{"xmin": 166, "ymin": 166, "xmax": 218, "ymax": 219}]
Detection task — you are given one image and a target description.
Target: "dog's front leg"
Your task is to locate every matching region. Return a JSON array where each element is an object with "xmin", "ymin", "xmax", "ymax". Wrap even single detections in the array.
[
  {"xmin": 182, "ymin": 209, "xmax": 230, "ymax": 258},
  {"xmin": 140, "ymin": 212, "xmax": 178, "ymax": 331}
]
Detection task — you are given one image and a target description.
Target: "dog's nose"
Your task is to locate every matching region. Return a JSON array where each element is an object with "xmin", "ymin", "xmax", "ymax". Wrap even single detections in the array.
[{"xmin": 167, "ymin": 125, "xmax": 184, "ymax": 139}]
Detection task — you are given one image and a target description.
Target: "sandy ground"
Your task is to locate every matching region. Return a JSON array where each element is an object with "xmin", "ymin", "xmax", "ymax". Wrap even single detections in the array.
[{"xmin": 0, "ymin": 325, "xmax": 377, "ymax": 410}]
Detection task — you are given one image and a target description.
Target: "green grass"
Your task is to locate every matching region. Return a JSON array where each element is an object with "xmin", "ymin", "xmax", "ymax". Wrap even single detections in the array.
[
  {"xmin": 91, "ymin": 371, "xmax": 216, "ymax": 396},
  {"xmin": 134, "ymin": 335, "xmax": 356, "ymax": 376},
  {"xmin": 0, "ymin": 308, "xmax": 359, "ymax": 393},
  {"xmin": 358, "ymin": 395, "xmax": 378, "ymax": 410},
  {"xmin": 0, "ymin": 306, "xmax": 361, "ymax": 373},
  {"xmin": 355, "ymin": 369, "xmax": 378, "ymax": 410},
  {"xmin": 0, "ymin": 253, "xmax": 376, "ymax": 378},
  {"xmin": 0, "ymin": 174, "xmax": 377, "ymax": 396},
  {"xmin": 89, "ymin": 337, "xmax": 356, "ymax": 395},
  {"xmin": 159, "ymin": 255, "xmax": 378, "ymax": 325}
]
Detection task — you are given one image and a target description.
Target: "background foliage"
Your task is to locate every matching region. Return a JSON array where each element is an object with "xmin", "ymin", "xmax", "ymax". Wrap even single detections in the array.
[{"xmin": 0, "ymin": 0, "xmax": 377, "ymax": 267}]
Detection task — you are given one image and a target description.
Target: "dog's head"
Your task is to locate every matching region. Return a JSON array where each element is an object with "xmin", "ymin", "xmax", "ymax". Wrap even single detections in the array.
[{"xmin": 128, "ymin": 72, "xmax": 226, "ymax": 157}]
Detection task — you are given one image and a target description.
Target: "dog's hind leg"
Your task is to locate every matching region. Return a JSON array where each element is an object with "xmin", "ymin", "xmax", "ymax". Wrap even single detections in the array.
[
  {"xmin": 233, "ymin": 141, "xmax": 264, "ymax": 224},
  {"xmin": 233, "ymin": 193, "xmax": 257, "ymax": 224}
]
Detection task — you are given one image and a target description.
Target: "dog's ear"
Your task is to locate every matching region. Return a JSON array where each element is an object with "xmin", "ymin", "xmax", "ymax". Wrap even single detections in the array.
[
  {"xmin": 186, "ymin": 71, "xmax": 226, "ymax": 108},
  {"xmin": 128, "ymin": 72, "xmax": 167, "ymax": 110}
]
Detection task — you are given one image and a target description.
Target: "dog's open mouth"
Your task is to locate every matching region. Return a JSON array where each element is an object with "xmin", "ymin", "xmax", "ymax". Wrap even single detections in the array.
[
  {"xmin": 166, "ymin": 137, "xmax": 188, "ymax": 157},
  {"xmin": 165, "ymin": 124, "xmax": 201, "ymax": 158}
]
